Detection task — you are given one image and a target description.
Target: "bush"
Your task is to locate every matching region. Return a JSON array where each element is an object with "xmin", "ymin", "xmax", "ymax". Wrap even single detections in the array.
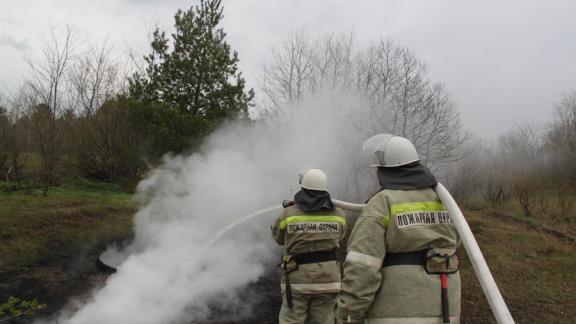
[{"xmin": 0, "ymin": 296, "xmax": 46, "ymax": 321}]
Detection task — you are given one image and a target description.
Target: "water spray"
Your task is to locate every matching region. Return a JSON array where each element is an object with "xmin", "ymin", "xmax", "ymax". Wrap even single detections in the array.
[
  {"xmin": 201, "ymin": 198, "xmax": 365, "ymax": 251},
  {"xmin": 201, "ymin": 205, "xmax": 283, "ymax": 251}
]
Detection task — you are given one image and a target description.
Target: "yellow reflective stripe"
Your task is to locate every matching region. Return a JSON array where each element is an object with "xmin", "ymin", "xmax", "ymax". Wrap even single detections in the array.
[
  {"xmin": 390, "ymin": 202, "xmax": 447, "ymax": 216},
  {"xmin": 279, "ymin": 215, "xmax": 346, "ymax": 229}
]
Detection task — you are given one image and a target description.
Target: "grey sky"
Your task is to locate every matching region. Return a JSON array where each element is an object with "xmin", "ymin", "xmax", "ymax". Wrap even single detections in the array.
[
  {"xmin": 1, "ymin": 0, "xmax": 575, "ymax": 139},
  {"xmin": 0, "ymin": 34, "xmax": 30, "ymax": 51}
]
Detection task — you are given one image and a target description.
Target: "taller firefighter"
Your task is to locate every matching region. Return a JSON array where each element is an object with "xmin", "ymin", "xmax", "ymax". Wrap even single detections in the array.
[
  {"xmin": 271, "ymin": 168, "xmax": 347, "ymax": 324},
  {"xmin": 337, "ymin": 135, "xmax": 461, "ymax": 324}
]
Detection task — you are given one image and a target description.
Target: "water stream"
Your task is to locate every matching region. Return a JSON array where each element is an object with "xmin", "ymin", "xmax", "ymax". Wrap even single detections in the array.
[{"xmin": 201, "ymin": 204, "xmax": 283, "ymax": 252}]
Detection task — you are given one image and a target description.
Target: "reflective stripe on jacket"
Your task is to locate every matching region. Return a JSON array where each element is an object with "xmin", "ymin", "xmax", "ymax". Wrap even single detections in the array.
[
  {"xmin": 272, "ymin": 205, "xmax": 347, "ymax": 294},
  {"xmin": 338, "ymin": 188, "xmax": 461, "ymax": 321}
]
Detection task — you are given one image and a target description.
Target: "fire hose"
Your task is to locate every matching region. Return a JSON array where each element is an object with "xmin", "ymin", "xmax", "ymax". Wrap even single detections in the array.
[{"xmin": 434, "ymin": 183, "xmax": 514, "ymax": 324}]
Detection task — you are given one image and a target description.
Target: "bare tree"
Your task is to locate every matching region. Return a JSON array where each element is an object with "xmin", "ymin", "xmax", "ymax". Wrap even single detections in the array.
[
  {"xmin": 499, "ymin": 124, "xmax": 543, "ymax": 217},
  {"xmin": 484, "ymin": 180, "xmax": 509, "ymax": 208},
  {"xmin": 469, "ymin": 143, "xmax": 510, "ymax": 208},
  {"xmin": 355, "ymin": 40, "xmax": 401, "ymax": 135},
  {"xmin": 555, "ymin": 182, "xmax": 574, "ymax": 223},
  {"xmin": 261, "ymin": 33, "xmax": 466, "ymax": 203},
  {"xmin": 69, "ymin": 40, "xmax": 120, "ymax": 117},
  {"xmin": 260, "ymin": 32, "xmax": 357, "ymax": 115},
  {"xmin": 0, "ymin": 106, "xmax": 10, "ymax": 177},
  {"xmin": 25, "ymin": 24, "xmax": 77, "ymax": 115},
  {"xmin": 261, "ymin": 30, "xmax": 315, "ymax": 114},
  {"xmin": 547, "ymin": 91, "xmax": 576, "ymax": 184},
  {"xmin": 0, "ymin": 84, "xmax": 38, "ymax": 189},
  {"xmin": 261, "ymin": 33, "xmax": 465, "ymax": 170},
  {"xmin": 65, "ymin": 40, "xmax": 130, "ymax": 180},
  {"xmin": 23, "ymin": 24, "xmax": 78, "ymax": 193},
  {"xmin": 309, "ymin": 33, "xmax": 355, "ymax": 94},
  {"xmin": 445, "ymin": 139, "xmax": 485, "ymax": 204},
  {"xmin": 546, "ymin": 91, "xmax": 576, "ymax": 220},
  {"xmin": 355, "ymin": 40, "xmax": 465, "ymax": 169}
]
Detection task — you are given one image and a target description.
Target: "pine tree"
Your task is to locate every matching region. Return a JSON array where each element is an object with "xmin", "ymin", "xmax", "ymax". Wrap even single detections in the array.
[{"xmin": 129, "ymin": 0, "xmax": 253, "ymax": 126}]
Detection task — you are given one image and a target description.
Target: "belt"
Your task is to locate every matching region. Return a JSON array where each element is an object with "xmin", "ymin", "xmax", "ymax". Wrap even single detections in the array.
[
  {"xmin": 294, "ymin": 250, "xmax": 337, "ymax": 265},
  {"xmin": 383, "ymin": 249, "xmax": 453, "ymax": 323},
  {"xmin": 382, "ymin": 250, "xmax": 426, "ymax": 267},
  {"xmin": 283, "ymin": 250, "xmax": 337, "ymax": 309}
]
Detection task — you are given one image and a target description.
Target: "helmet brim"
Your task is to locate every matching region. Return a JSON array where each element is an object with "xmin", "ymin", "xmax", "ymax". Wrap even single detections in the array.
[{"xmin": 362, "ymin": 134, "xmax": 393, "ymax": 154}]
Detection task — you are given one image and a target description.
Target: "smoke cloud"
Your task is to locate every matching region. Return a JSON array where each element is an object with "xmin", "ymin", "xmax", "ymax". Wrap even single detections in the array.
[{"xmin": 54, "ymin": 94, "xmax": 373, "ymax": 324}]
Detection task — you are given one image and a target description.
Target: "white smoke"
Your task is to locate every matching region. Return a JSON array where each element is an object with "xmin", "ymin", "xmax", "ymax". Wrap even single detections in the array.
[{"xmin": 54, "ymin": 94, "xmax": 373, "ymax": 324}]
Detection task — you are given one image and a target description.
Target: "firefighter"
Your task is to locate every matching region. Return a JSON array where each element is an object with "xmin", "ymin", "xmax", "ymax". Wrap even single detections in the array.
[
  {"xmin": 272, "ymin": 167, "xmax": 347, "ymax": 324},
  {"xmin": 337, "ymin": 135, "xmax": 461, "ymax": 324}
]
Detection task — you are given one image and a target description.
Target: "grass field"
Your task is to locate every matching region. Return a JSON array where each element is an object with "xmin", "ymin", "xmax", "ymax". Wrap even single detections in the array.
[
  {"xmin": 0, "ymin": 182, "xmax": 136, "ymax": 273},
  {"xmin": 460, "ymin": 209, "xmax": 576, "ymax": 323}
]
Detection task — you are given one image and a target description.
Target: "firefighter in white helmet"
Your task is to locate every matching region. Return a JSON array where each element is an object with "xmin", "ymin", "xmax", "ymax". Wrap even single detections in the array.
[
  {"xmin": 337, "ymin": 135, "xmax": 461, "ymax": 324},
  {"xmin": 271, "ymin": 167, "xmax": 347, "ymax": 324}
]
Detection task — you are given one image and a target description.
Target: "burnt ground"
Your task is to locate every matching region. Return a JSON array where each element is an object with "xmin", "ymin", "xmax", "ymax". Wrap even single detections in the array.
[
  {"xmin": 3, "ymin": 208, "xmax": 575, "ymax": 324},
  {"xmin": 200, "ymin": 268, "xmax": 283, "ymax": 324},
  {"xmin": 0, "ymin": 236, "xmax": 131, "ymax": 324}
]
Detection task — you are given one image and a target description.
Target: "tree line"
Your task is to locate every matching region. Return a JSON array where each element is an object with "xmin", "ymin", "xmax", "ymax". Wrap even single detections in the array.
[
  {"xmin": 0, "ymin": 1, "xmax": 467, "ymax": 196},
  {"xmin": 261, "ymin": 32, "xmax": 465, "ymax": 170},
  {"xmin": 0, "ymin": 0, "xmax": 252, "ymax": 193},
  {"xmin": 448, "ymin": 91, "xmax": 576, "ymax": 221},
  {"xmin": 3, "ymin": 0, "xmax": 571, "ymax": 218}
]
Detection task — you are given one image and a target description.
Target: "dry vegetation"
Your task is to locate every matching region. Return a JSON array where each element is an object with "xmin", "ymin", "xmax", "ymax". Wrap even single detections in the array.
[{"xmin": 459, "ymin": 209, "xmax": 575, "ymax": 324}]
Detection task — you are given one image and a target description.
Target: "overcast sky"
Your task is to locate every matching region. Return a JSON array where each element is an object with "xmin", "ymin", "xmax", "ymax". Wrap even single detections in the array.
[{"xmin": 1, "ymin": 0, "xmax": 575, "ymax": 139}]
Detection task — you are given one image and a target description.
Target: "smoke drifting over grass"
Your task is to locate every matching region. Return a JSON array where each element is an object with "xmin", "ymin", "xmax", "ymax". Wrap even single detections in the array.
[{"xmin": 55, "ymin": 95, "xmax": 370, "ymax": 324}]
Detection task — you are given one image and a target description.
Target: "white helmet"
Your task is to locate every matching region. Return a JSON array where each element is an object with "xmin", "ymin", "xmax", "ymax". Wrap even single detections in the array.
[
  {"xmin": 362, "ymin": 134, "xmax": 419, "ymax": 167},
  {"xmin": 300, "ymin": 168, "xmax": 328, "ymax": 191}
]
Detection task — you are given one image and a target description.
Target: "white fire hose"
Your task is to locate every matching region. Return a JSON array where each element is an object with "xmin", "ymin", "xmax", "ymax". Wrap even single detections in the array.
[
  {"xmin": 435, "ymin": 183, "xmax": 514, "ymax": 324},
  {"xmin": 331, "ymin": 182, "xmax": 514, "ymax": 324},
  {"xmin": 331, "ymin": 199, "xmax": 365, "ymax": 212}
]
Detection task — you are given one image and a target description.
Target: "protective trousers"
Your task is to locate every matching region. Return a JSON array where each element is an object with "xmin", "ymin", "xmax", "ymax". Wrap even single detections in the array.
[{"xmin": 279, "ymin": 293, "xmax": 337, "ymax": 324}]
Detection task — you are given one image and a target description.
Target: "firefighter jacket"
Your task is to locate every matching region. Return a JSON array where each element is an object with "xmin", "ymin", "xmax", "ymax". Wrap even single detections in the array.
[
  {"xmin": 337, "ymin": 188, "xmax": 461, "ymax": 323},
  {"xmin": 271, "ymin": 204, "xmax": 347, "ymax": 295}
]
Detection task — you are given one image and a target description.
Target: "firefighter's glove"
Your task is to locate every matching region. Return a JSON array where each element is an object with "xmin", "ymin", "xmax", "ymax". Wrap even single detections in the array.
[
  {"xmin": 282, "ymin": 200, "xmax": 295, "ymax": 208},
  {"xmin": 282, "ymin": 255, "xmax": 298, "ymax": 273}
]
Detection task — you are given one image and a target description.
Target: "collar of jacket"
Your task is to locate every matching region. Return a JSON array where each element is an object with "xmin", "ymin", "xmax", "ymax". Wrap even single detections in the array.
[
  {"xmin": 294, "ymin": 188, "xmax": 335, "ymax": 212},
  {"xmin": 377, "ymin": 161, "xmax": 438, "ymax": 190}
]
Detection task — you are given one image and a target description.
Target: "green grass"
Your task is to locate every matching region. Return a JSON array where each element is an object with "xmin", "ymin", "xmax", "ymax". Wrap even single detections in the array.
[
  {"xmin": 0, "ymin": 181, "xmax": 134, "ymax": 210},
  {"xmin": 0, "ymin": 181, "xmax": 136, "ymax": 273}
]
